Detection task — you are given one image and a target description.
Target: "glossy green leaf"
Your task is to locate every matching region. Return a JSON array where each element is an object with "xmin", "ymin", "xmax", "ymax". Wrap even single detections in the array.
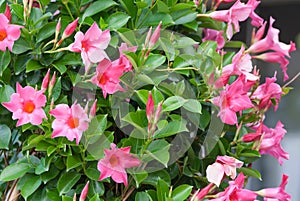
[
  {"xmin": 82, "ymin": 0, "xmax": 117, "ymax": 20},
  {"xmin": 153, "ymin": 120, "xmax": 188, "ymax": 138},
  {"xmin": 108, "ymin": 12, "xmax": 130, "ymax": 30},
  {"xmin": 66, "ymin": 154, "xmax": 82, "ymax": 172},
  {"xmin": 183, "ymin": 99, "xmax": 202, "ymax": 114},
  {"xmin": 135, "ymin": 192, "xmax": 151, "ymax": 201},
  {"xmin": 0, "ymin": 50, "xmax": 10, "ymax": 77},
  {"xmin": 0, "ymin": 163, "xmax": 32, "ymax": 181},
  {"xmin": 239, "ymin": 167, "xmax": 262, "ymax": 180},
  {"xmin": 36, "ymin": 22, "xmax": 56, "ymax": 43},
  {"xmin": 143, "ymin": 54, "xmax": 166, "ymax": 73},
  {"xmin": 12, "ymin": 37, "xmax": 32, "ymax": 54},
  {"xmin": 163, "ymin": 96, "xmax": 186, "ymax": 112},
  {"xmin": 85, "ymin": 166, "xmax": 100, "ymax": 181},
  {"xmin": 18, "ymin": 174, "xmax": 42, "ymax": 199},
  {"xmin": 145, "ymin": 139, "xmax": 170, "ymax": 167},
  {"xmin": 0, "ymin": 85, "xmax": 14, "ymax": 103},
  {"xmin": 131, "ymin": 170, "xmax": 148, "ymax": 188},
  {"xmin": 26, "ymin": 60, "xmax": 44, "ymax": 73},
  {"xmin": 157, "ymin": 178, "xmax": 169, "ymax": 201},
  {"xmin": 41, "ymin": 165, "xmax": 60, "ymax": 183},
  {"xmin": 85, "ymin": 115, "xmax": 107, "ymax": 137},
  {"xmin": 171, "ymin": 184, "xmax": 193, "ymax": 201},
  {"xmin": 0, "ymin": 124, "xmax": 11, "ymax": 150},
  {"xmin": 143, "ymin": 170, "xmax": 171, "ymax": 186},
  {"xmin": 57, "ymin": 172, "xmax": 81, "ymax": 195}
]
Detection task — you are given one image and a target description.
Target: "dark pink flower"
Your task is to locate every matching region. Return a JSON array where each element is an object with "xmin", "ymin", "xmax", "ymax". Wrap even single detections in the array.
[
  {"xmin": 206, "ymin": 155, "xmax": 243, "ymax": 187},
  {"xmin": 91, "ymin": 58, "xmax": 125, "ymax": 98},
  {"xmin": 212, "ymin": 76, "xmax": 253, "ymax": 125},
  {"xmin": 4, "ymin": 4, "xmax": 11, "ymax": 22},
  {"xmin": 2, "ymin": 83, "xmax": 47, "ymax": 126},
  {"xmin": 251, "ymin": 74, "xmax": 282, "ymax": 111},
  {"xmin": 97, "ymin": 143, "xmax": 141, "ymax": 186},
  {"xmin": 208, "ymin": 0, "xmax": 252, "ymax": 39},
  {"xmin": 0, "ymin": 14, "xmax": 23, "ymax": 52},
  {"xmin": 247, "ymin": 0, "xmax": 264, "ymax": 27},
  {"xmin": 118, "ymin": 43, "xmax": 137, "ymax": 72},
  {"xmin": 49, "ymin": 103, "xmax": 89, "ymax": 144},
  {"xmin": 191, "ymin": 183, "xmax": 214, "ymax": 201},
  {"xmin": 202, "ymin": 28, "xmax": 225, "ymax": 52},
  {"xmin": 69, "ymin": 22, "xmax": 111, "ymax": 72},
  {"xmin": 211, "ymin": 173, "xmax": 258, "ymax": 201},
  {"xmin": 79, "ymin": 181, "xmax": 89, "ymax": 201},
  {"xmin": 256, "ymin": 174, "xmax": 291, "ymax": 201}
]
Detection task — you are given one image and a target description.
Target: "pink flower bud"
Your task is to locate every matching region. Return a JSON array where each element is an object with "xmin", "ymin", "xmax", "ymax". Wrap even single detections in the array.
[
  {"xmin": 62, "ymin": 18, "xmax": 79, "ymax": 39},
  {"xmin": 149, "ymin": 21, "xmax": 162, "ymax": 49},
  {"xmin": 89, "ymin": 99, "xmax": 97, "ymax": 118},
  {"xmin": 154, "ymin": 101, "xmax": 162, "ymax": 124},
  {"xmin": 79, "ymin": 181, "xmax": 89, "ymax": 201},
  {"xmin": 191, "ymin": 183, "xmax": 214, "ymax": 201},
  {"xmin": 144, "ymin": 26, "xmax": 152, "ymax": 49},
  {"xmin": 50, "ymin": 71, "xmax": 56, "ymax": 88},
  {"xmin": 4, "ymin": 4, "xmax": 11, "ymax": 22},
  {"xmin": 55, "ymin": 18, "xmax": 61, "ymax": 38},
  {"xmin": 41, "ymin": 69, "xmax": 50, "ymax": 92},
  {"xmin": 146, "ymin": 92, "xmax": 154, "ymax": 122}
]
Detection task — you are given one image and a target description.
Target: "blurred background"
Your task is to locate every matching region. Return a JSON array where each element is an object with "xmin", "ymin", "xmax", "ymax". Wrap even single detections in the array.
[{"xmin": 238, "ymin": 0, "xmax": 300, "ymax": 199}]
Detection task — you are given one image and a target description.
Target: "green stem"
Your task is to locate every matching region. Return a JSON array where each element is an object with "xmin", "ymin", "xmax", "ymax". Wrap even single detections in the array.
[{"xmin": 64, "ymin": 2, "xmax": 75, "ymax": 20}]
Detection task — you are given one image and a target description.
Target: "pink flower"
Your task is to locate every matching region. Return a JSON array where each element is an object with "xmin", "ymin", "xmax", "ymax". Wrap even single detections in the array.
[
  {"xmin": 2, "ymin": 83, "xmax": 47, "ymax": 127},
  {"xmin": 91, "ymin": 58, "xmax": 124, "ymax": 98},
  {"xmin": 202, "ymin": 28, "xmax": 225, "ymax": 52},
  {"xmin": 69, "ymin": 22, "xmax": 111, "ymax": 72},
  {"xmin": 4, "ymin": 4, "xmax": 11, "ymax": 22},
  {"xmin": 79, "ymin": 181, "xmax": 89, "ymax": 201},
  {"xmin": 62, "ymin": 18, "xmax": 78, "ymax": 39},
  {"xmin": 0, "ymin": 14, "xmax": 23, "ymax": 52},
  {"xmin": 216, "ymin": 46, "xmax": 258, "ymax": 87},
  {"xmin": 211, "ymin": 173, "xmax": 258, "ymax": 201},
  {"xmin": 212, "ymin": 76, "xmax": 253, "ymax": 125},
  {"xmin": 247, "ymin": 0, "xmax": 264, "ymax": 27},
  {"xmin": 208, "ymin": 0, "xmax": 252, "ymax": 39},
  {"xmin": 49, "ymin": 103, "xmax": 89, "ymax": 144},
  {"xmin": 118, "ymin": 43, "xmax": 137, "ymax": 72},
  {"xmin": 256, "ymin": 174, "xmax": 291, "ymax": 201},
  {"xmin": 97, "ymin": 143, "xmax": 141, "ymax": 186},
  {"xmin": 191, "ymin": 183, "xmax": 214, "ymax": 201},
  {"xmin": 247, "ymin": 17, "xmax": 296, "ymax": 57},
  {"xmin": 251, "ymin": 74, "xmax": 282, "ymax": 111},
  {"xmin": 252, "ymin": 52, "xmax": 289, "ymax": 81},
  {"xmin": 206, "ymin": 155, "xmax": 243, "ymax": 187}
]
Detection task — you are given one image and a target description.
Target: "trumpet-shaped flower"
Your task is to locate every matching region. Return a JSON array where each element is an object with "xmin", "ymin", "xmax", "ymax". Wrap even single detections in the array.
[
  {"xmin": 206, "ymin": 155, "xmax": 243, "ymax": 187},
  {"xmin": 208, "ymin": 0, "xmax": 252, "ymax": 39},
  {"xmin": 97, "ymin": 143, "xmax": 141, "ymax": 186},
  {"xmin": 2, "ymin": 83, "xmax": 47, "ymax": 126},
  {"xmin": 69, "ymin": 22, "xmax": 111, "ymax": 72},
  {"xmin": 118, "ymin": 43, "xmax": 137, "ymax": 72},
  {"xmin": 256, "ymin": 174, "xmax": 291, "ymax": 201},
  {"xmin": 91, "ymin": 58, "xmax": 124, "ymax": 98},
  {"xmin": 49, "ymin": 103, "xmax": 89, "ymax": 144},
  {"xmin": 212, "ymin": 76, "xmax": 254, "ymax": 125},
  {"xmin": 0, "ymin": 14, "xmax": 23, "ymax": 52},
  {"xmin": 202, "ymin": 28, "xmax": 225, "ymax": 52},
  {"xmin": 247, "ymin": 0, "xmax": 264, "ymax": 27}
]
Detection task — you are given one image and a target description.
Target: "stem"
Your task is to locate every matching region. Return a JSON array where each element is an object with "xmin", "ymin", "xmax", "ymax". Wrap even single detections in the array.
[
  {"xmin": 122, "ymin": 186, "xmax": 135, "ymax": 201},
  {"xmin": 156, "ymin": 67, "xmax": 199, "ymax": 72},
  {"xmin": 197, "ymin": 13, "xmax": 210, "ymax": 18},
  {"xmin": 44, "ymin": 47, "xmax": 70, "ymax": 53},
  {"xmin": 283, "ymin": 71, "xmax": 300, "ymax": 88},
  {"xmin": 64, "ymin": 2, "xmax": 75, "ymax": 20}
]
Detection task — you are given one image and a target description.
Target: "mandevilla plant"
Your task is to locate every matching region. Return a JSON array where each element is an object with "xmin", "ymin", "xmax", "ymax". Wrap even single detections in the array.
[{"xmin": 0, "ymin": 0, "xmax": 296, "ymax": 200}]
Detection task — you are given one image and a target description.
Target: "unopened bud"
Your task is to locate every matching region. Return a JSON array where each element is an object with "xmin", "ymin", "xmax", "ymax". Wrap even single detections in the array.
[
  {"xmin": 89, "ymin": 99, "xmax": 97, "ymax": 118},
  {"xmin": 79, "ymin": 181, "xmax": 89, "ymax": 201},
  {"xmin": 41, "ymin": 69, "xmax": 50, "ymax": 92},
  {"xmin": 4, "ymin": 4, "xmax": 11, "ymax": 22},
  {"xmin": 149, "ymin": 21, "xmax": 162, "ymax": 49},
  {"xmin": 62, "ymin": 18, "xmax": 78, "ymax": 39},
  {"xmin": 146, "ymin": 92, "xmax": 154, "ymax": 122}
]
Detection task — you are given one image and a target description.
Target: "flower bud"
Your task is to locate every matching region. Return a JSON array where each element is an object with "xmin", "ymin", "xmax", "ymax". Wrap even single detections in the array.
[
  {"xmin": 41, "ymin": 69, "xmax": 50, "ymax": 92},
  {"xmin": 4, "ymin": 4, "xmax": 11, "ymax": 22},
  {"xmin": 89, "ymin": 99, "xmax": 97, "ymax": 118},
  {"xmin": 79, "ymin": 181, "xmax": 89, "ymax": 201},
  {"xmin": 146, "ymin": 92, "xmax": 154, "ymax": 122},
  {"xmin": 149, "ymin": 21, "xmax": 162, "ymax": 49},
  {"xmin": 62, "ymin": 18, "xmax": 79, "ymax": 39}
]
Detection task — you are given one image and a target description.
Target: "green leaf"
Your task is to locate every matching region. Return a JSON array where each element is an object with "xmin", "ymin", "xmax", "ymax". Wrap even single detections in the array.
[
  {"xmin": 175, "ymin": 37, "xmax": 198, "ymax": 48},
  {"xmin": 0, "ymin": 85, "xmax": 14, "ymax": 103},
  {"xmin": 57, "ymin": 172, "xmax": 81, "ymax": 195},
  {"xmin": 239, "ymin": 167, "xmax": 262, "ymax": 180},
  {"xmin": 122, "ymin": 110, "xmax": 148, "ymax": 134},
  {"xmin": 36, "ymin": 22, "xmax": 56, "ymax": 43},
  {"xmin": 163, "ymin": 96, "xmax": 187, "ymax": 112},
  {"xmin": 145, "ymin": 140, "xmax": 170, "ymax": 167},
  {"xmin": 131, "ymin": 170, "xmax": 148, "ymax": 188},
  {"xmin": 153, "ymin": 120, "xmax": 188, "ymax": 138},
  {"xmin": 157, "ymin": 178, "xmax": 169, "ymax": 201},
  {"xmin": 10, "ymin": 4, "xmax": 23, "ymax": 20},
  {"xmin": 171, "ymin": 10, "xmax": 197, "ymax": 25},
  {"xmin": 26, "ymin": 60, "xmax": 44, "ymax": 73},
  {"xmin": 85, "ymin": 166, "xmax": 100, "ymax": 181},
  {"xmin": 119, "ymin": 0, "xmax": 137, "ymax": 18},
  {"xmin": 66, "ymin": 154, "xmax": 82, "ymax": 172},
  {"xmin": 142, "ymin": 12, "xmax": 174, "ymax": 27},
  {"xmin": 135, "ymin": 192, "xmax": 151, "ymax": 201},
  {"xmin": 85, "ymin": 115, "xmax": 107, "ymax": 137},
  {"xmin": 12, "ymin": 37, "xmax": 32, "ymax": 54},
  {"xmin": 17, "ymin": 174, "xmax": 42, "ymax": 199},
  {"xmin": 143, "ymin": 170, "xmax": 171, "ymax": 186},
  {"xmin": 82, "ymin": 0, "xmax": 117, "ymax": 20},
  {"xmin": 143, "ymin": 54, "xmax": 166, "ymax": 73},
  {"xmin": 89, "ymin": 194, "xmax": 101, "ymax": 201},
  {"xmin": 108, "ymin": 12, "xmax": 130, "ymax": 30},
  {"xmin": 0, "ymin": 124, "xmax": 11, "ymax": 150},
  {"xmin": 171, "ymin": 184, "xmax": 193, "ymax": 201},
  {"xmin": 0, "ymin": 163, "xmax": 32, "ymax": 181},
  {"xmin": 62, "ymin": 196, "xmax": 73, "ymax": 201},
  {"xmin": 183, "ymin": 99, "xmax": 202, "ymax": 114},
  {"xmin": 41, "ymin": 165, "xmax": 60, "ymax": 183},
  {"xmin": 0, "ymin": 50, "xmax": 10, "ymax": 77}
]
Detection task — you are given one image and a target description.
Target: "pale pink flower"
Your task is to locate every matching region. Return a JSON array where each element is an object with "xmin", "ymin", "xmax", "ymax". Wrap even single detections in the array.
[
  {"xmin": 206, "ymin": 155, "xmax": 243, "ymax": 187},
  {"xmin": 216, "ymin": 46, "xmax": 258, "ymax": 87},
  {"xmin": 97, "ymin": 143, "xmax": 141, "ymax": 186},
  {"xmin": 202, "ymin": 28, "xmax": 225, "ymax": 52},
  {"xmin": 208, "ymin": 0, "xmax": 252, "ymax": 39},
  {"xmin": 212, "ymin": 76, "xmax": 253, "ymax": 125},
  {"xmin": 49, "ymin": 103, "xmax": 89, "ymax": 144},
  {"xmin": 251, "ymin": 74, "xmax": 282, "ymax": 111},
  {"xmin": 0, "ymin": 14, "xmax": 23, "ymax": 52},
  {"xmin": 91, "ymin": 58, "xmax": 124, "ymax": 98},
  {"xmin": 2, "ymin": 83, "xmax": 47, "ymax": 127},
  {"xmin": 211, "ymin": 173, "xmax": 258, "ymax": 201},
  {"xmin": 79, "ymin": 181, "xmax": 89, "ymax": 201},
  {"xmin": 69, "ymin": 22, "xmax": 111, "ymax": 72},
  {"xmin": 252, "ymin": 21, "xmax": 267, "ymax": 44},
  {"xmin": 247, "ymin": 17, "xmax": 296, "ymax": 57},
  {"xmin": 256, "ymin": 174, "xmax": 291, "ymax": 201}
]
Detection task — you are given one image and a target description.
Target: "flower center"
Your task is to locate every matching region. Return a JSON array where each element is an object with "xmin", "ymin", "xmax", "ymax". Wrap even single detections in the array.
[
  {"xmin": 0, "ymin": 30, "xmax": 7, "ymax": 41},
  {"xmin": 109, "ymin": 154, "xmax": 119, "ymax": 167},
  {"xmin": 81, "ymin": 40, "xmax": 89, "ymax": 51},
  {"xmin": 98, "ymin": 74, "xmax": 108, "ymax": 85},
  {"xmin": 68, "ymin": 117, "xmax": 79, "ymax": 129},
  {"xmin": 23, "ymin": 101, "xmax": 35, "ymax": 113}
]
